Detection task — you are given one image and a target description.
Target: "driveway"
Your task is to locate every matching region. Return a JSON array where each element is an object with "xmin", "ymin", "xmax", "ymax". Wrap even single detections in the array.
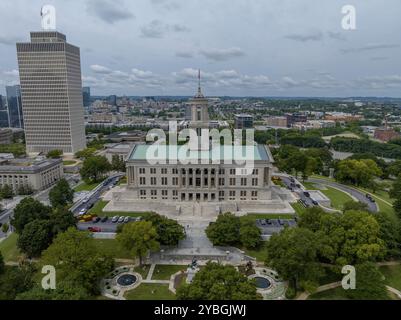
[{"xmin": 307, "ymin": 178, "xmax": 379, "ymax": 212}]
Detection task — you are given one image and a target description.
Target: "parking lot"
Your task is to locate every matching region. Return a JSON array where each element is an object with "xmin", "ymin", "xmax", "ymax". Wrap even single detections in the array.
[
  {"xmin": 77, "ymin": 215, "xmax": 142, "ymax": 233},
  {"xmin": 255, "ymin": 218, "xmax": 297, "ymax": 238}
]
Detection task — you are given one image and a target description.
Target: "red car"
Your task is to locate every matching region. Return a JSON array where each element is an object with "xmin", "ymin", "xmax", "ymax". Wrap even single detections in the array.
[{"xmin": 88, "ymin": 226, "xmax": 101, "ymax": 232}]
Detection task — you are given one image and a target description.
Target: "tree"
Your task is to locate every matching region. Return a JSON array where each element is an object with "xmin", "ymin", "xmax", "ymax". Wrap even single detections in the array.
[
  {"xmin": 0, "ymin": 262, "xmax": 36, "ymax": 300},
  {"xmin": 343, "ymin": 201, "xmax": 369, "ymax": 213},
  {"xmin": 265, "ymin": 227, "xmax": 323, "ymax": 291},
  {"xmin": 17, "ymin": 220, "xmax": 52, "ymax": 258},
  {"xmin": 116, "ymin": 221, "xmax": 159, "ymax": 266},
  {"xmin": 0, "ymin": 252, "xmax": 4, "ymax": 274},
  {"xmin": 345, "ymin": 263, "xmax": 389, "ymax": 300},
  {"xmin": 42, "ymin": 228, "xmax": 114, "ymax": 295},
  {"xmin": 111, "ymin": 154, "xmax": 126, "ymax": 172},
  {"xmin": 177, "ymin": 262, "xmax": 259, "ymax": 300},
  {"xmin": 372, "ymin": 211, "xmax": 401, "ymax": 258},
  {"xmin": 1, "ymin": 222, "xmax": 9, "ymax": 234},
  {"xmin": 335, "ymin": 159, "xmax": 382, "ymax": 187},
  {"xmin": 0, "ymin": 184, "xmax": 14, "ymax": 199},
  {"xmin": 80, "ymin": 155, "xmax": 111, "ymax": 183},
  {"xmin": 49, "ymin": 178, "xmax": 74, "ymax": 208},
  {"xmin": 16, "ymin": 282, "xmax": 89, "ymax": 300},
  {"xmin": 46, "ymin": 149, "xmax": 63, "ymax": 159},
  {"xmin": 389, "ymin": 174, "xmax": 401, "ymax": 218},
  {"xmin": 74, "ymin": 147, "xmax": 96, "ymax": 160},
  {"xmin": 145, "ymin": 213, "xmax": 185, "ymax": 246},
  {"xmin": 16, "ymin": 184, "xmax": 34, "ymax": 196},
  {"xmin": 239, "ymin": 221, "xmax": 261, "ymax": 249},
  {"xmin": 48, "ymin": 207, "xmax": 76, "ymax": 235},
  {"xmin": 206, "ymin": 213, "xmax": 240, "ymax": 246},
  {"xmin": 11, "ymin": 197, "xmax": 52, "ymax": 234}
]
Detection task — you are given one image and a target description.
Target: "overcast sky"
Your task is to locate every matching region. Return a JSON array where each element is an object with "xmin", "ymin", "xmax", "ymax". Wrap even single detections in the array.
[{"xmin": 1, "ymin": 0, "xmax": 401, "ymax": 97}]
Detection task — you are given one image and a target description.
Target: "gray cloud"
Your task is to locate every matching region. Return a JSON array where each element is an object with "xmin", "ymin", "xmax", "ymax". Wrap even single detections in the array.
[
  {"xmin": 199, "ymin": 47, "xmax": 245, "ymax": 61},
  {"xmin": 341, "ymin": 43, "xmax": 400, "ymax": 54},
  {"xmin": 175, "ymin": 51, "xmax": 194, "ymax": 58},
  {"xmin": 140, "ymin": 20, "xmax": 189, "ymax": 38},
  {"xmin": 285, "ymin": 31, "xmax": 324, "ymax": 42},
  {"xmin": 0, "ymin": 35, "xmax": 22, "ymax": 46},
  {"xmin": 86, "ymin": 0, "xmax": 134, "ymax": 24}
]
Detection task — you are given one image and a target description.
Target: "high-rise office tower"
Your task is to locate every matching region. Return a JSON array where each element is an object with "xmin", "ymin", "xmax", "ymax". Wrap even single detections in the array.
[
  {"xmin": 82, "ymin": 86, "xmax": 91, "ymax": 108},
  {"xmin": 0, "ymin": 95, "xmax": 9, "ymax": 128},
  {"xmin": 16, "ymin": 31, "xmax": 86, "ymax": 154},
  {"xmin": 6, "ymin": 85, "xmax": 24, "ymax": 128}
]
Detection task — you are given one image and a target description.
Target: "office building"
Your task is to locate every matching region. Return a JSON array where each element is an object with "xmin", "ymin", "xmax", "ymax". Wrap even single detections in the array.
[
  {"xmin": 0, "ymin": 95, "xmax": 9, "ymax": 128},
  {"xmin": 234, "ymin": 114, "xmax": 254, "ymax": 129},
  {"xmin": 16, "ymin": 31, "xmax": 86, "ymax": 154},
  {"xmin": 6, "ymin": 85, "xmax": 24, "ymax": 128},
  {"xmin": 82, "ymin": 86, "xmax": 91, "ymax": 107}
]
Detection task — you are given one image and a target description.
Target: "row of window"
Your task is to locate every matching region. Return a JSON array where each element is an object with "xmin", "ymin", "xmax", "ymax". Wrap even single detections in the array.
[
  {"xmin": 138, "ymin": 176, "xmax": 259, "ymax": 186},
  {"xmin": 139, "ymin": 189, "xmax": 258, "ymax": 200},
  {"xmin": 138, "ymin": 168, "xmax": 259, "ymax": 175}
]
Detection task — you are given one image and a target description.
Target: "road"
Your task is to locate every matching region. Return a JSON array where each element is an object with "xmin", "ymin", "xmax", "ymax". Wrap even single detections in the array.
[
  {"xmin": 0, "ymin": 173, "xmax": 81, "ymax": 238},
  {"xmin": 307, "ymin": 178, "xmax": 379, "ymax": 212},
  {"xmin": 280, "ymin": 175, "xmax": 317, "ymax": 208}
]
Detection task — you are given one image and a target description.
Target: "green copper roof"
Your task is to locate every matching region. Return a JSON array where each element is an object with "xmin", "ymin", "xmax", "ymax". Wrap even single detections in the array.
[{"xmin": 128, "ymin": 144, "xmax": 272, "ymax": 162}]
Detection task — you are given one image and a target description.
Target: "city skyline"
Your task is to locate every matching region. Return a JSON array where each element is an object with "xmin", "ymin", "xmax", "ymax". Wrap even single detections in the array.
[{"xmin": 1, "ymin": 0, "xmax": 401, "ymax": 97}]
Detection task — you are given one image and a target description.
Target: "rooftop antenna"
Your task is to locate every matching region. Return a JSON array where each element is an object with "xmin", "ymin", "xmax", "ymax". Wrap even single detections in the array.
[
  {"xmin": 197, "ymin": 69, "xmax": 203, "ymax": 97},
  {"xmin": 40, "ymin": 5, "xmax": 56, "ymax": 31}
]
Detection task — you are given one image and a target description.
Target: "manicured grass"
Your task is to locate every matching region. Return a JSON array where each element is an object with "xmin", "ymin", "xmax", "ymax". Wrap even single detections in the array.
[
  {"xmin": 88, "ymin": 200, "xmax": 152, "ymax": 218},
  {"xmin": 242, "ymin": 242, "xmax": 268, "ymax": 262},
  {"xmin": 134, "ymin": 264, "xmax": 151, "ymax": 279},
  {"xmin": 291, "ymin": 202, "xmax": 306, "ymax": 215},
  {"xmin": 380, "ymin": 265, "xmax": 401, "ymax": 291},
  {"xmin": 0, "ymin": 233, "xmax": 21, "ymax": 262},
  {"xmin": 74, "ymin": 181, "xmax": 101, "ymax": 192},
  {"xmin": 92, "ymin": 239, "xmax": 132, "ymax": 259},
  {"xmin": 125, "ymin": 283, "xmax": 175, "ymax": 300},
  {"xmin": 240, "ymin": 213, "xmax": 295, "ymax": 223},
  {"xmin": 302, "ymin": 181, "xmax": 318, "ymax": 190},
  {"xmin": 117, "ymin": 176, "xmax": 127, "ymax": 185},
  {"xmin": 320, "ymin": 186, "xmax": 353, "ymax": 210},
  {"xmin": 152, "ymin": 265, "xmax": 187, "ymax": 280},
  {"xmin": 62, "ymin": 160, "xmax": 77, "ymax": 166}
]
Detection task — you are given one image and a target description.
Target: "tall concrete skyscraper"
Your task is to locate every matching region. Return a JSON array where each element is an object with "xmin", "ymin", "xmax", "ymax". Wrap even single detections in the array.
[
  {"xmin": 6, "ymin": 85, "xmax": 24, "ymax": 128},
  {"xmin": 16, "ymin": 31, "xmax": 86, "ymax": 154}
]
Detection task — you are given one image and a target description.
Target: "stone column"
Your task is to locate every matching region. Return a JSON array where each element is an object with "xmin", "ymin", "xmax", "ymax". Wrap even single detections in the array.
[
  {"xmin": 201, "ymin": 169, "xmax": 204, "ymax": 189},
  {"xmin": 186, "ymin": 169, "xmax": 189, "ymax": 187}
]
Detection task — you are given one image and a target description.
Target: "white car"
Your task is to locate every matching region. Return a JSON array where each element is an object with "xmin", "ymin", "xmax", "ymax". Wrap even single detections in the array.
[
  {"xmin": 124, "ymin": 216, "xmax": 130, "ymax": 223},
  {"xmin": 118, "ymin": 216, "xmax": 125, "ymax": 223},
  {"xmin": 78, "ymin": 208, "xmax": 87, "ymax": 215},
  {"xmin": 111, "ymin": 216, "xmax": 119, "ymax": 223}
]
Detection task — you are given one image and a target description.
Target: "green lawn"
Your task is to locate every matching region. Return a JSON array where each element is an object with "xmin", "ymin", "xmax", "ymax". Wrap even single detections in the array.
[
  {"xmin": 92, "ymin": 239, "xmax": 132, "ymax": 259},
  {"xmin": 74, "ymin": 181, "xmax": 102, "ymax": 192},
  {"xmin": 117, "ymin": 176, "xmax": 127, "ymax": 185},
  {"xmin": 125, "ymin": 283, "xmax": 175, "ymax": 300},
  {"xmin": 302, "ymin": 181, "xmax": 318, "ymax": 190},
  {"xmin": 0, "ymin": 233, "xmax": 21, "ymax": 262},
  {"xmin": 88, "ymin": 200, "xmax": 152, "ymax": 218},
  {"xmin": 321, "ymin": 186, "xmax": 353, "ymax": 210},
  {"xmin": 291, "ymin": 202, "xmax": 306, "ymax": 215},
  {"xmin": 380, "ymin": 265, "xmax": 401, "ymax": 291},
  {"xmin": 240, "ymin": 213, "xmax": 295, "ymax": 223},
  {"xmin": 63, "ymin": 160, "xmax": 77, "ymax": 166},
  {"xmin": 152, "ymin": 265, "xmax": 187, "ymax": 280},
  {"xmin": 242, "ymin": 242, "xmax": 268, "ymax": 262},
  {"xmin": 134, "ymin": 264, "xmax": 151, "ymax": 279}
]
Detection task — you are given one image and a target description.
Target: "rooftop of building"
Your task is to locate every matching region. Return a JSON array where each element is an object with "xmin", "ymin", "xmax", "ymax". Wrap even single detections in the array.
[
  {"xmin": 0, "ymin": 157, "xmax": 62, "ymax": 173},
  {"xmin": 128, "ymin": 144, "xmax": 273, "ymax": 163}
]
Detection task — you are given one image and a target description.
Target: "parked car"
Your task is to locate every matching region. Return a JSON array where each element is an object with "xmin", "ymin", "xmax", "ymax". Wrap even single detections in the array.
[
  {"xmin": 92, "ymin": 217, "xmax": 101, "ymax": 223},
  {"xmin": 265, "ymin": 219, "xmax": 271, "ymax": 225},
  {"xmin": 124, "ymin": 216, "xmax": 130, "ymax": 223},
  {"xmin": 101, "ymin": 216, "xmax": 109, "ymax": 223},
  {"xmin": 118, "ymin": 216, "xmax": 125, "ymax": 223},
  {"xmin": 290, "ymin": 177, "xmax": 295, "ymax": 183},
  {"xmin": 88, "ymin": 226, "xmax": 101, "ymax": 232},
  {"xmin": 312, "ymin": 200, "xmax": 318, "ymax": 205},
  {"xmin": 78, "ymin": 208, "xmax": 87, "ymax": 215},
  {"xmin": 260, "ymin": 219, "xmax": 266, "ymax": 225},
  {"xmin": 111, "ymin": 216, "xmax": 119, "ymax": 223},
  {"xmin": 303, "ymin": 191, "xmax": 310, "ymax": 197}
]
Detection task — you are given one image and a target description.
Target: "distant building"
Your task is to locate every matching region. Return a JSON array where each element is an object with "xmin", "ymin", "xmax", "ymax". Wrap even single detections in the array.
[
  {"xmin": 105, "ymin": 143, "xmax": 133, "ymax": 162},
  {"xmin": 286, "ymin": 113, "xmax": 307, "ymax": 127},
  {"xmin": 16, "ymin": 31, "xmax": 86, "ymax": 155},
  {"xmin": 82, "ymin": 87, "xmax": 91, "ymax": 107},
  {"xmin": 265, "ymin": 116, "xmax": 287, "ymax": 128},
  {"xmin": 324, "ymin": 112, "xmax": 363, "ymax": 122},
  {"xmin": 6, "ymin": 85, "xmax": 24, "ymax": 128},
  {"xmin": 108, "ymin": 95, "xmax": 117, "ymax": 106},
  {"xmin": 374, "ymin": 127, "xmax": 400, "ymax": 142},
  {"xmin": 0, "ymin": 95, "xmax": 9, "ymax": 128},
  {"xmin": 234, "ymin": 114, "xmax": 254, "ymax": 129},
  {"xmin": 0, "ymin": 128, "xmax": 13, "ymax": 144},
  {"xmin": 292, "ymin": 120, "xmax": 336, "ymax": 130},
  {"xmin": 0, "ymin": 157, "xmax": 63, "ymax": 192}
]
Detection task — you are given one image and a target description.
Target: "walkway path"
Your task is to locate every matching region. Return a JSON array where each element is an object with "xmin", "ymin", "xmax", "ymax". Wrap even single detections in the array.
[{"xmin": 146, "ymin": 264, "xmax": 156, "ymax": 281}]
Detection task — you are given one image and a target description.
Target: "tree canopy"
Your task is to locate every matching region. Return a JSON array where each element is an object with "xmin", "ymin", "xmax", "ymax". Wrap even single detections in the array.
[
  {"xmin": 49, "ymin": 178, "xmax": 74, "ymax": 208},
  {"xmin": 80, "ymin": 155, "xmax": 111, "ymax": 183},
  {"xmin": 177, "ymin": 262, "xmax": 259, "ymax": 300},
  {"xmin": 144, "ymin": 213, "xmax": 185, "ymax": 246}
]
